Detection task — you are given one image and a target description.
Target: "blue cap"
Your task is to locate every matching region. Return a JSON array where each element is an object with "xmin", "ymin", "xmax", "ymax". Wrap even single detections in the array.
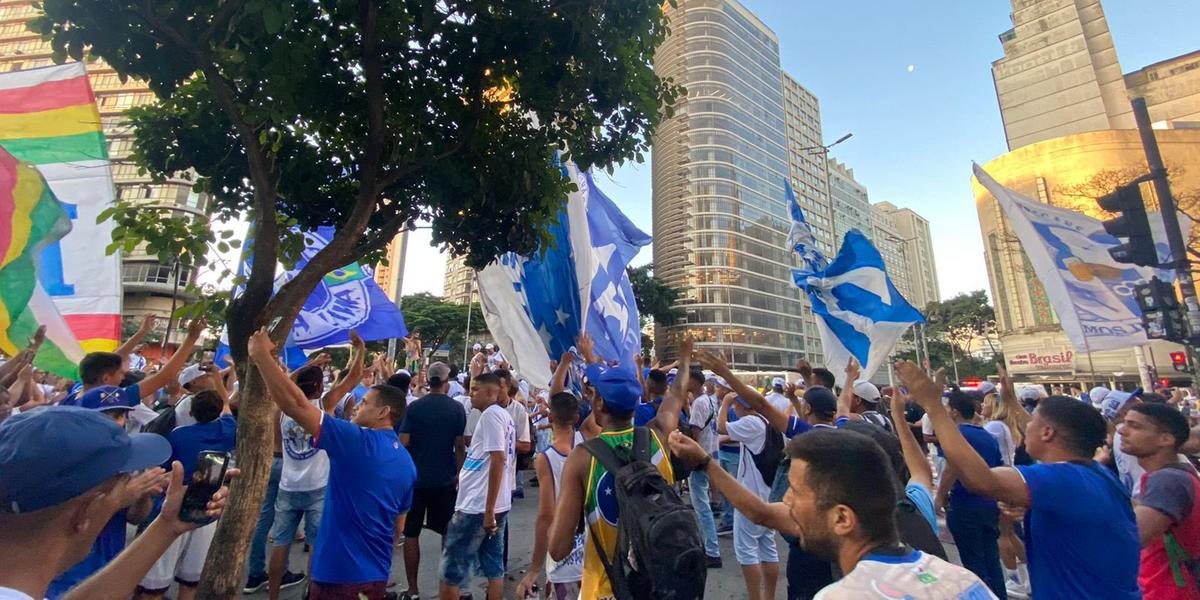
[
  {"xmin": 79, "ymin": 385, "xmax": 137, "ymax": 413},
  {"xmin": 0, "ymin": 406, "xmax": 171, "ymax": 513},
  {"xmin": 585, "ymin": 364, "xmax": 642, "ymax": 412}
]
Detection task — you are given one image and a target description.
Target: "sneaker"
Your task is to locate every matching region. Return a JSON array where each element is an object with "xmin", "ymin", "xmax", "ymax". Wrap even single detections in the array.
[
  {"xmin": 705, "ymin": 556, "xmax": 723, "ymax": 569},
  {"xmin": 280, "ymin": 571, "xmax": 306, "ymax": 589},
  {"xmin": 716, "ymin": 524, "xmax": 733, "ymax": 536},
  {"xmin": 242, "ymin": 574, "xmax": 268, "ymax": 594}
]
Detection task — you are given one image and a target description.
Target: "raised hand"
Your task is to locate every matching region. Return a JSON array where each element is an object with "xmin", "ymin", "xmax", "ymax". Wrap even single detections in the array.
[
  {"xmin": 576, "ymin": 332, "xmax": 597, "ymax": 364},
  {"xmin": 247, "ymin": 327, "xmax": 276, "ymax": 359},
  {"xmin": 844, "ymin": 356, "xmax": 861, "ymax": 384},
  {"xmin": 894, "ymin": 359, "xmax": 943, "ymax": 411},
  {"xmin": 122, "ymin": 467, "xmax": 169, "ymax": 506},
  {"xmin": 185, "ymin": 318, "xmax": 207, "ymax": 340},
  {"xmin": 137, "ymin": 314, "xmax": 157, "ymax": 336},
  {"xmin": 667, "ymin": 430, "xmax": 709, "ymax": 468},
  {"xmin": 693, "ymin": 347, "xmax": 728, "ymax": 373}
]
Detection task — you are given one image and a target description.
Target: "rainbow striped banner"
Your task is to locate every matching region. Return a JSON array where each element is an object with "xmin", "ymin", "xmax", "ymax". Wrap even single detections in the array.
[
  {"xmin": 0, "ymin": 63, "xmax": 122, "ymax": 354},
  {"xmin": 0, "ymin": 146, "xmax": 85, "ymax": 377}
]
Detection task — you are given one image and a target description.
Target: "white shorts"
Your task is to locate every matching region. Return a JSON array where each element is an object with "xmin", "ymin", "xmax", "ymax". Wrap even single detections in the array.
[
  {"xmin": 733, "ymin": 509, "xmax": 778, "ymax": 566},
  {"xmin": 139, "ymin": 521, "xmax": 217, "ymax": 590}
]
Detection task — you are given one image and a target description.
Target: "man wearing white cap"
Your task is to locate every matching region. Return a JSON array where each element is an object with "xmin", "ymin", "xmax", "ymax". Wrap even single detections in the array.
[
  {"xmin": 173, "ymin": 364, "xmax": 216, "ymax": 429},
  {"xmin": 842, "ymin": 378, "xmax": 895, "ymax": 434},
  {"xmin": 765, "ymin": 377, "xmax": 791, "ymax": 417},
  {"xmin": 1088, "ymin": 386, "xmax": 1111, "ymax": 410}
]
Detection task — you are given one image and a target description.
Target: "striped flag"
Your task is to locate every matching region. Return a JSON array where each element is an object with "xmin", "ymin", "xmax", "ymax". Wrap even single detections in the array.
[
  {"xmin": 0, "ymin": 63, "xmax": 122, "ymax": 353},
  {"xmin": 0, "ymin": 146, "xmax": 85, "ymax": 377}
]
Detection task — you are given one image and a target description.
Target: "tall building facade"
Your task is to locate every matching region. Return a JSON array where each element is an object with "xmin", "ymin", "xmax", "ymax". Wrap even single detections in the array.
[
  {"xmin": 870, "ymin": 204, "xmax": 915, "ymax": 305},
  {"xmin": 652, "ymin": 0, "xmax": 807, "ymax": 369},
  {"xmin": 992, "ymin": 0, "xmax": 1133, "ymax": 150},
  {"xmin": 1124, "ymin": 51, "xmax": 1200, "ymax": 126},
  {"xmin": 827, "ymin": 159, "xmax": 872, "ymax": 248},
  {"xmin": 0, "ymin": 1, "xmax": 207, "ymax": 340},
  {"xmin": 873, "ymin": 202, "xmax": 939, "ymax": 311},
  {"xmin": 372, "ymin": 232, "xmax": 408, "ymax": 302},
  {"xmin": 443, "ymin": 255, "xmax": 476, "ymax": 305}
]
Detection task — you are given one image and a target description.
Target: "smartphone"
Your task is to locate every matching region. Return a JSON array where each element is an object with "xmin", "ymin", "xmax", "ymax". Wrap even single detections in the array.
[{"xmin": 179, "ymin": 451, "xmax": 230, "ymax": 524}]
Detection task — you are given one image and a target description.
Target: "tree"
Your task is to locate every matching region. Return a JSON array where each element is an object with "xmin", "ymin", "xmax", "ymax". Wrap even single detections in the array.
[
  {"xmin": 399, "ymin": 293, "xmax": 486, "ymax": 365},
  {"xmin": 894, "ymin": 338, "xmax": 998, "ymax": 382},
  {"xmin": 627, "ymin": 264, "xmax": 684, "ymax": 358},
  {"xmin": 34, "ymin": 2, "xmax": 680, "ymax": 595},
  {"xmin": 923, "ymin": 290, "xmax": 999, "ymax": 358}
]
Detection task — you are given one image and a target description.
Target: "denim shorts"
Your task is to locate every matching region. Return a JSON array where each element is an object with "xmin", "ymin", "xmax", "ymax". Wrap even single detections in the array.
[
  {"xmin": 271, "ymin": 487, "xmax": 325, "ymax": 547},
  {"xmin": 438, "ymin": 510, "xmax": 509, "ymax": 587}
]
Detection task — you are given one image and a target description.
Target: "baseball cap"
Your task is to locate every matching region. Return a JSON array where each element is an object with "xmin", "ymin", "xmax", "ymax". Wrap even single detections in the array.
[
  {"xmin": 734, "ymin": 396, "xmax": 752, "ymax": 409},
  {"xmin": 427, "ymin": 362, "xmax": 450, "ymax": 386},
  {"xmin": 714, "ymin": 376, "xmax": 731, "ymax": 389},
  {"xmin": 473, "ymin": 343, "xmax": 482, "ymax": 351},
  {"xmin": 852, "ymin": 380, "xmax": 881, "ymax": 403},
  {"xmin": 78, "ymin": 386, "xmax": 136, "ymax": 413},
  {"xmin": 584, "ymin": 364, "xmax": 641, "ymax": 412},
  {"xmin": 485, "ymin": 343, "xmax": 495, "ymax": 351},
  {"xmin": 0, "ymin": 406, "xmax": 171, "ymax": 513},
  {"xmin": 771, "ymin": 376, "xmax": 786, "ymax": 389},
  {"xmin": 1088, "ymin": 386, "xmax": 1111, "ymax": 406},
  {"xmin": 977, "ymin": 381, "xmax": 997, "ymax": 397},
  {"xmin": 1101, "ymin": 388, "xmax": 1142, "ymax": 421},
  {"xmin": 1018, "ymin": 386, "xmax": 1045, "ymax": 403},
  {"xmin": 178, "ymin": 364, "xmax": 207, "ymax": 387},
  {"xmin": 803, "ymin": 386, "xmax": 837, "ymax": 416}
]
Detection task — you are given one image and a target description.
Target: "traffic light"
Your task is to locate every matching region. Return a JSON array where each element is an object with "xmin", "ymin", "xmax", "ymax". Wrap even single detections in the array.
[
  {"xmin": 1170, "ymin": 351, "xmax": 1189, "ymax": 372},
  {"xmin": 1099, "ymin": 183, "xmax": 1157, "ymax": 267},
  {"xmin": 1134, "ymin": 277, "xmax": 1188, "ymax": 341}
]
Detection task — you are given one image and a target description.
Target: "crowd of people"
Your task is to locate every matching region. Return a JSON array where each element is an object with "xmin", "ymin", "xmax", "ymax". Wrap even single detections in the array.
[{"xmin": 2, "ymin": 314, "xmax": 1200, "ymax": 600}]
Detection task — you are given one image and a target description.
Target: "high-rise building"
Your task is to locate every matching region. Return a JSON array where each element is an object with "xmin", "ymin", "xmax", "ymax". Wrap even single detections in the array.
[
  {"xmin": 443, "ymin": 255, "xmax": 476, "ymax": 305},
  {"xmin": 827, "ymin": 159, "xmax": 872, "ymax": 248},
  {"xmin": 873, "ymin": 202, "xmax": 939, "ymax": 311},
  {"xmin": 993, "ymin": 0, "xmax": 1200, "ymax": 150},
  {"xmin": 869, "ymin": 204, "xmax": 915, "ymax": 305},
  {"xmin": 652, "ymin": 0, "xmax": 807, "ymax": 369},
  {"xmin": 372, "ymin": 232, "xmax": 408, "ymax": 302},
  {"xmin": 0, "ymin": 1, "xmax": 208, "ymax": 343}
]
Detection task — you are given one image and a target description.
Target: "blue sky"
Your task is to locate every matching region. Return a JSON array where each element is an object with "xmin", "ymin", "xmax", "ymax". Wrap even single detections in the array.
[{"xmin": 403, "ymin": 0, "xmax": 1200, "ymax": 299}]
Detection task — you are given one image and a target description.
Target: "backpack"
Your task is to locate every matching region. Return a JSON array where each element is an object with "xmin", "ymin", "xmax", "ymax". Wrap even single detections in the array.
[
  {"xmin": 141, "ymin": 404, "xmax": 177, "ymax": 437},
  {"xmin": 749, "ymin": 415, "xmax": 785, "ymax": 490},
  {"xmin": 581, "ymin": 427, "xmax": 706, "ymax": 600},
  {"xmin": 895, "ymin": 497, "xmax": 946, "ymax": 560}
]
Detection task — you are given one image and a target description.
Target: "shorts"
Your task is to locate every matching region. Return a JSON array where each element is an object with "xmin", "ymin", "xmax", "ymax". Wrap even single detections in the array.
[
  {"xmin": 403, "ymin": 485, "xmax": 457, "ymax": 537},
  {"xmin": 545, "ymin": 581, "xmax": 582, "ymax": 600},
  {"xmin": 308, "ymin": 580, "xmax": 388, "ymax": 599},
  {"xmin": 733, "ymin": 509, "xmax": 778, "ymax": 566},
  {"xmin": 139, "ymin": 521, "xmax": 217, "ymax": 591},
  {"xmin": 439, "ymin": 510, "xmax": 509, "ymax": 587},
  {"xmin": 271, "ymin": 487, "xmax": 325, "ymax": 547}
]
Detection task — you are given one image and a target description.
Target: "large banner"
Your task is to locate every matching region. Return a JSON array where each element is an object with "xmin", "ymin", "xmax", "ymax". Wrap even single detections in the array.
[
  {"xmin": 0, "ymin": 63, "xmax": 121, "ymax": 353},
  {"xmin": 974, "ymin": 163, "xmax": 1186, "ymax": 353}
]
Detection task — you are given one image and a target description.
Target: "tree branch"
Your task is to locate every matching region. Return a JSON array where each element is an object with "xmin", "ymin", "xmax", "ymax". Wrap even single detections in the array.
[{"xmin": 203, "ymin": 0, "xmax": 247, "ymax": 41}]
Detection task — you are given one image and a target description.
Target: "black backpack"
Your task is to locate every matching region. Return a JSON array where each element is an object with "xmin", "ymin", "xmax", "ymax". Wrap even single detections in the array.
[
  {"xmin": 895, "ymin": 497, "xmax": 946, "ymax": 560},
  {"xmin": 141, "ymin": 404, "xmax": 177, "ymax": 437},
  {"xmin": 581, "ymin": 427, "xmax": 706, "ymax": 600},
  {"xmin": 749, "ymin": 415, "xmax": 785, "ymax": 489}
]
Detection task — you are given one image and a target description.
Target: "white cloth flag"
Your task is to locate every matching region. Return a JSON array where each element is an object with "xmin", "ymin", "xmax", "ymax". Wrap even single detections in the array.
[{"xmin": 973, "ymin": 163, "xmax": 1188, "ymax": 353}]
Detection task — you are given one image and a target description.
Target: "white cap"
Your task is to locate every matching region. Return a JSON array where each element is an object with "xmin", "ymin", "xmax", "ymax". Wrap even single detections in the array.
[
  {"xmin": 1088, "ymin": 386, "xmax": 1111, "ymax": 406},
  {"xmin": 1019, "ymin": 386, "xmax": 1045, "ymax": 402},
  {"xmin": 485, "ymin": 343, "xmax": 495, "ymax": 351},
  {"xmin": 714, "ymin": 376, "xmax": 730, "ymax": 389},
  {"xmin": 178, "ymin": 364, "xmax": 207, "ymax": 387},
  {"xmin": 771, "ymin": 377, "xmax": 786, "ymax": 389},
  {"xmin": 852, "ymin": 380, "xmax": 881, "ymax": 403},
  {"xmin": 473, "ymin": 343, "xmax": 482, "ymax": 351}
]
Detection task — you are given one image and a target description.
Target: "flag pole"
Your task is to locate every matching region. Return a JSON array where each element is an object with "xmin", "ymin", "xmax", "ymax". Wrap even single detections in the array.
[{"xmin": 463, "ymin": 272, "xmax": 477, "ymax": 367}]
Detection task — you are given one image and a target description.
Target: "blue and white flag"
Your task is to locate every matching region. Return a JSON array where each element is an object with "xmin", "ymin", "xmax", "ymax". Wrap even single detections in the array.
[
  {"xmin": 477, "ymin": 161, "xmax": 650, "ymax": 387},
  {"xmin": 216, "ymin": 226, "xmax": 408, "ymax": 364},
  {"xmin": 790, "ymin": 192, "xmax": 924, "ymax": 384},
  {"xmin": 786, "ymin": 181, "xmax": 828, "ymax": 270}
]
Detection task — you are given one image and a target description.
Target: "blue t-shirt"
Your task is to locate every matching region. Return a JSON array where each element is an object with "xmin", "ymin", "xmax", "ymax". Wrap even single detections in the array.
[
  {"xmin": 1016, "ymin": 461, "xmax": 1140, "ymax": 599},
  {"xmin": 950, "ymin": 424, "xmax": 1001, "ymax": 510},
  {"xmin": 633, "ymin": 396, "xmax": 686, "ymax": 428},
  {"xmin": 719, "ymin": 406, "xmax": 740, "ymax": 454},
  {"xmin": 905, "ymin": 482, "xmax": 939, "ymax": 533},
  {"xmin": 784, "ymin": 416, "xmax": 813, "ymax": 438},
  {"xmin": 313, "ymin": 415, "xmax": 417, "ymax": 584},
  {"xmin": 398, "ymin": 393, "xmax": 466, "ymax": 489},
  {"xmin": 46, "ymin": 510, "xmax": 128, "ymax": 599},
  {"xmin": 167, "ymin": 414, "xmax": 237, "ymax": 483}
]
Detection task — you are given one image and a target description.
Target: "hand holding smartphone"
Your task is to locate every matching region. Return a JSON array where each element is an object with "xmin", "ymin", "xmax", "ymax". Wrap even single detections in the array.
[{"xmin": 179, "ymin": 451, "xmax": 231, "ymax": 524}]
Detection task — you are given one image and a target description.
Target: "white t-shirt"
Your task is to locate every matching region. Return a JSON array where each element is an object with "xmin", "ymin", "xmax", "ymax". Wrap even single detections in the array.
[
  {"xmin": 726, "ymin": 415, "xmax": 771, "ymax": 499},
  {"xmin": 813, "ymin": 549, "xmax": 995, "ymax": 599},
  {"xmin": 174, "ymin": 395, "xmax": 198, "ymax": 429},
  {"xmin": 456, "ymin": 404, "xmax": 515, "ymax": 514},
  {"xmin": 983, "ymin": 420, "xmax": 1016, "ymax": 467},
  {"xmin": 279, "ymin": 398, "xmax": 330, "ymax": 492},
  {"xmin": 765, "ymin": 391, "xmax": 791, "ymax": 415},
  {"xmin": 688, "ymin": 394, "xmax": 720, "ymax": 454},
  {"xmin": 448, "ymin": 380, "xmax": 465, "ymax": 398},
  {"xmin": 0, "ymin": 587, "xmax": 34, "ymax": 600}
]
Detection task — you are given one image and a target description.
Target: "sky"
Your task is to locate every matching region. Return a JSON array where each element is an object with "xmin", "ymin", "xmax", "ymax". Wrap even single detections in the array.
[{"xmin": 399, "ymin": 0, "xmax": 1200, "ymax": 300}]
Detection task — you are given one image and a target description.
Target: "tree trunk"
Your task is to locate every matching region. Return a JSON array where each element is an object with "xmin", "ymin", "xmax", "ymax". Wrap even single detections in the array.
[{"xmin": 195, "ymin": 361, "xmax": 273, "ymax": 598}]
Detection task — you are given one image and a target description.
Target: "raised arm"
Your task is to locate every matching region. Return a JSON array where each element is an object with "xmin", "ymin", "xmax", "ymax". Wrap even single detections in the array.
[
  {"xmin": 896, "ymin": 360, "xmax": 1030, "ymax": 506},
  {"xmin": 697, "ymin": 348, "xmax": 790, "ymax": 433},
  {"xmin": 322, "ymin": 332, "xmax": 365, "ymax": 414},
  {"xmin": 248, "ymin": 327, "xmax": 323, "ymax": 435},
  {"xmin": 549, "ymin": 351, "xmax": 572, "ymax": 397},
  {"xmin": 836, "ymin": 357, "xmax": 861, "ymax": 422},
  {"xmin": 795, "ymin": 358, "xmax": 815, "ymax": 387},
  {"xmin": 668, "ymin": 431, "xmax": 798, "ymax": 534},
  {"xmin": 209, "ymin": 370, "xmax": 232, "ymax": 416},
  {"xmin": 652, "ymin": 339, "xmax": 690, "ymax": 436},
  {"xmin": 890, "ymin": 388, "xmax": 932, "ymax": 491},
  {"xmin": 115, "ymin": 315, "xmax": 156, "ymax": 358},
  {"xmin": 716, "ymin": 391, "xmax": 734, "ymax": 435},
  {"xmin": 139, "ymin": 319, "xmax": 205, "ymax": 400}
]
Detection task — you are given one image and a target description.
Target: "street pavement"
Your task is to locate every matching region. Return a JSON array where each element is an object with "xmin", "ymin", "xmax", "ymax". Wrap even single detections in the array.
[{"xmin": 238, "ymin": 482, "xmax": 960, "ymax": 599}]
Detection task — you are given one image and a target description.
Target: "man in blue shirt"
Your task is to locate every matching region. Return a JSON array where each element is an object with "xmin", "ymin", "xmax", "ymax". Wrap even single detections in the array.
[
  {"xmin": 138, "ymin": 378, "xmax": 236, "ymax": 600},
  {"xmin": 897, "ymin": 360, "xmax": 1140, "ymax": 600},
  {"xmin": 250, "ymin": 327, "xmax": 417, "ymax": 599},
  {"xmin": 936, "ymin": 390, "xmax": 1005, "ymax": 599}
]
